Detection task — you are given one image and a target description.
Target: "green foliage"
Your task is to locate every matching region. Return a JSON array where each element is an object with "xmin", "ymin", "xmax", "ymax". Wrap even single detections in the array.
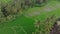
[
  {"xmin": 0, "ymin": 0, "xmax": 48, "ymax": 23},
  {"xmin": 0, "ymin": 0, "xmax": 60, "ymax": 34}
]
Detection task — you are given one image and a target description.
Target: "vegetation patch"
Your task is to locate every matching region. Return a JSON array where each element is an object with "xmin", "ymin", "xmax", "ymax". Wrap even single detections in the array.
[{"xmin": 0, "ymin": 0, "xmax": 60, "ymax": 34}]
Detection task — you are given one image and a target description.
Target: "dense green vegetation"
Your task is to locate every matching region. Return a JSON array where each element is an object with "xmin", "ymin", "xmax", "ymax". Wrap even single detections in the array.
[
  {"xmin": 0, "ymin": 0, "xmax": 60, "ymax": 34},
  {"xmin": 0, "ymin": 0, "xmax": 48, "ymax": 22}
]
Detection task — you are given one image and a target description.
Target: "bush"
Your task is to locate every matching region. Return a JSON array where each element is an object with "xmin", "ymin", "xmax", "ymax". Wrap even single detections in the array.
[{"xmin": 0, "ymin": 1, "xmax": 21, "ymax": 23}]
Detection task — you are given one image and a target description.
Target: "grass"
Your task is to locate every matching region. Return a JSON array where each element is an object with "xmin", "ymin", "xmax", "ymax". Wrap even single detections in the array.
[
  {"xmin": 0, "ymin": 15, "xmax": 35, "ymax": 34},
  {"xmin": 0, "ymin": 0, "xmax": 60, "ymax": 34}
]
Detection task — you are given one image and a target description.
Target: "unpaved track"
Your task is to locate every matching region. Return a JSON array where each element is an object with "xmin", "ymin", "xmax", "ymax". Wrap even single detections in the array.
[{"xmin": 25, "ymin": 1, "xmax": 60, "ymax": 17}]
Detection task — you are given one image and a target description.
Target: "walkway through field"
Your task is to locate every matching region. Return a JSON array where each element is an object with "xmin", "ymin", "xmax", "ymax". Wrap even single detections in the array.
[{"xmin": 24, "ymin": 1, "xmax": 60, "ymax": 17}]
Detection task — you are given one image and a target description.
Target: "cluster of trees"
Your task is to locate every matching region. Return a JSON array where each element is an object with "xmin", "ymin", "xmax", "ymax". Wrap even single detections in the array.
[
  {"xmin": 32, "ymin": 14, "xmax": 56, "ymax": 34},
  {"xmin": 20, "ymin": 0, "xmax": 48, "ymax": 9}
]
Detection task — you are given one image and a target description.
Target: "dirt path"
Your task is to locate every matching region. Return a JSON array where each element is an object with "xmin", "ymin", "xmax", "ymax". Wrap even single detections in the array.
[
  {"xmin": 43, "ymin": 3, "xmax": 60, "ymax": 12},
  {"xmin": 25, "ymin": 1, "xmax": 60, "ymax": 17}
]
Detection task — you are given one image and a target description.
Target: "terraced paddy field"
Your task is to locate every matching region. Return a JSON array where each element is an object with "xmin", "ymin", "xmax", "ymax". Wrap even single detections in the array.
[{"xmin": 0, "ymin": 0, "xmax": 60, "ymax": 34}]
